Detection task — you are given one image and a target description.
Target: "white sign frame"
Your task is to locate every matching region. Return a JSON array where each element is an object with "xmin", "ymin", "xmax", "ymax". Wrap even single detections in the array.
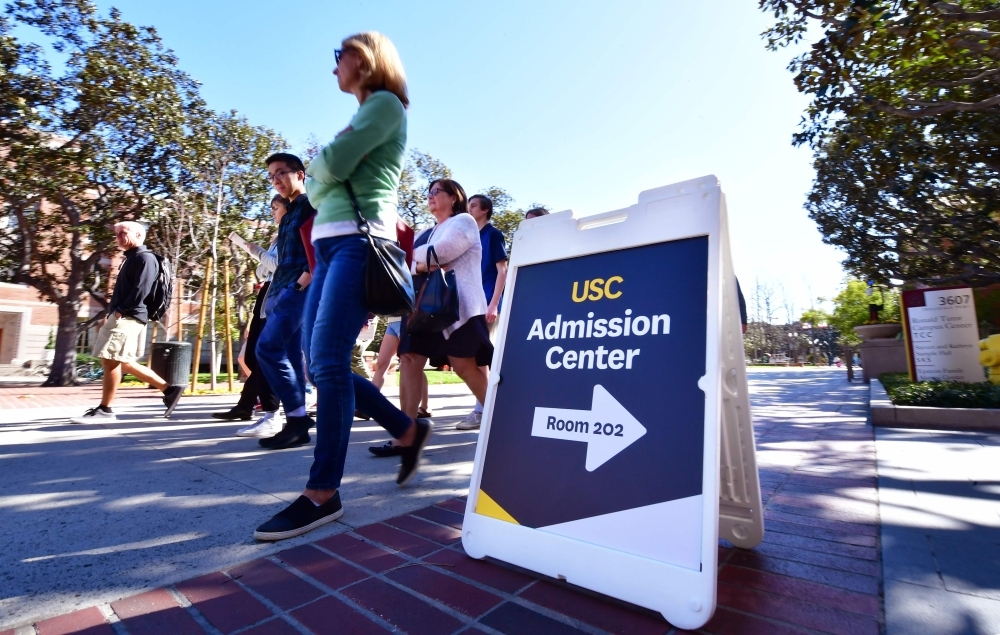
[{"xmin": 462, "ymin": 175, "xmax": 763, "ymax": 629}]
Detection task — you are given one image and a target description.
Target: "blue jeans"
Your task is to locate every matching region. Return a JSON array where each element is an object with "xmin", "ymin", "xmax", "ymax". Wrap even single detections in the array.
[
  {"xmin": 303, "ymin": 235, "xmax": 413, "ymax": 491},
  {"xmin": 256, "ymin": 285, "xmax": 307, "ymax": 413}
]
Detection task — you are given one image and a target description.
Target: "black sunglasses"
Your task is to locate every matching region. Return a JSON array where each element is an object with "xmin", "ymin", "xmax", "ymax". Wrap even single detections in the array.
[{"xmin": 335, "ymin": 49, "xmax": 342, "ymax": 65}]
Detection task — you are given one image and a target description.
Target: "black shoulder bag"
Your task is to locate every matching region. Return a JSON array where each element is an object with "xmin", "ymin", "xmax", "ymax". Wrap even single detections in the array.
[
  {"xmin": 407, "ymin": 244, "xmax": 460, "ymax": 335},
  {"xmin": 345, "ymin": 181, "xmax": 415, "ymax": 317}
]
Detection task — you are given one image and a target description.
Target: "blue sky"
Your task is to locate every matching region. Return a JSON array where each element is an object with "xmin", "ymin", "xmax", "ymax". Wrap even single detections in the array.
[{"xmin": 82, "ymin": 0, "xmax": 844, "ymax": 318}]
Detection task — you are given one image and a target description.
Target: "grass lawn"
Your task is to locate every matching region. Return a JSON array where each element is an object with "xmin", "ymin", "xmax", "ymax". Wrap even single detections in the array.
[{"xmin": 423, "ymin": 370, "xmax": 467, "ymax": 385}]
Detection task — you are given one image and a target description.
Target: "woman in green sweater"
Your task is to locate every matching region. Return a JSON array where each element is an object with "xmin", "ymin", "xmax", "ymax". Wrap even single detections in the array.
[{"xmin": 254, "ymin": 32, "xmax": 431, "ymax": 541}]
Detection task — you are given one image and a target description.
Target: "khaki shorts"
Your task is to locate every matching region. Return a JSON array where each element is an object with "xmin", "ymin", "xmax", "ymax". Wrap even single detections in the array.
[{"xmin": 93, "ymin": 314, "xmax": 147, "ymax": 362}]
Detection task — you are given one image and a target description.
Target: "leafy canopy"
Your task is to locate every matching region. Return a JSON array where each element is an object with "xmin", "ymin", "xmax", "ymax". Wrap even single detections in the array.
[
  {"xmin": 829, "ymin": 278, "xmax": 901, "ymax": 345},
  {"xmin": 760, "ymin": 0, "xmax": 1000, "ymax": 286}
]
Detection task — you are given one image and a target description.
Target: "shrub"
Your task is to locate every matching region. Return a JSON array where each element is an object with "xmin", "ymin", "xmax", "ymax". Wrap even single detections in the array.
[{"xmin": 879, "ymin": 372, "xmax": 1000, "ymax": 409}]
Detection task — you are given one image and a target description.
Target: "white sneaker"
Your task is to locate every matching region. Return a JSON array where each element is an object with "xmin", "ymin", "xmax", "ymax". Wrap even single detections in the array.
[
  {"xmin": 236, "ymin": 411, "xmax": 284, "ymax": 438},
  {"xmin": 456, "ymin": 411, "xmax": 482, "ymax": 430},
  {"xmin": 304, "ymin": 386, "xmax": 317, "ymax": 414},
  {"xmin": 70, "ymin": 406, "xmax": 116, "ymax": 425}
]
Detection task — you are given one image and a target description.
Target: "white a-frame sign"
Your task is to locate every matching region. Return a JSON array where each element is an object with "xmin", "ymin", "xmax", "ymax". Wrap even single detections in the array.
[{"xmin": 463, "ymin": 175, "xmax": 763, "ymax": 630}]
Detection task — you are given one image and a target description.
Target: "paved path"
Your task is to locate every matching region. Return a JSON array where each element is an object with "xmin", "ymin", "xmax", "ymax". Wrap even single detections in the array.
[
  {"xmin": 877, "ymin": 427, "xmax": 1000, "ymax": 635},
  {"xmin": 0, "ymin": 382, "xmax": 173, "ymax": 410},
  {"xmin": 1, "ymin": 369, "xmax": 886, "ymax": 634},
  {"xmin": 0, "ymin": 386, "xmax": 480, "ymax": 629}
]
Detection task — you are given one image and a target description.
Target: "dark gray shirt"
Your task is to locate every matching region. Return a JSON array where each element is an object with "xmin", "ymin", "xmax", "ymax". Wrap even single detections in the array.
[{"xmin": 108, "ymin": 245, "xmax": 158, "ymax": 324}]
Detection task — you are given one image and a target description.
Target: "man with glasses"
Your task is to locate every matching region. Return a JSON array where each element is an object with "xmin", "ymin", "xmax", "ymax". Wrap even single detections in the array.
[
  {"xmin": 255, "ymin": 153, "xmax": 316, "ymax": 449},
  {"xmin": 70, "ymin": 222, "xmax": 184, "ymax": 424}
]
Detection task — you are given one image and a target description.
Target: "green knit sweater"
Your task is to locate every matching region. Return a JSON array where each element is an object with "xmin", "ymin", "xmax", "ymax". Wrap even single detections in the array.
[{"xmin": 305, "ymin": 91, "xmax": 407, "ymax": 229}]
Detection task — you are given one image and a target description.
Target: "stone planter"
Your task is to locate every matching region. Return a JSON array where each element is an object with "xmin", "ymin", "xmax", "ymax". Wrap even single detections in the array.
[
  {"xmin": 853, "ymin": 323, "xmax": 903, "ymax": 341},
  {"xmin": 854, "ymin": 324, "xmax": 906, "ymax": 383},
  {"xmin": 870, "ymin": 379, "xmax": 1000, "ymax": 431}
]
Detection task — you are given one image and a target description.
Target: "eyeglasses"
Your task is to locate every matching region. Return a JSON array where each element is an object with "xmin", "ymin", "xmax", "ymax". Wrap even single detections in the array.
[
  {"xmin": 266, "ymin": 169, "xmax": 296, "ymax": 184},
  {"xmin": 334, "ymin": 49, "xmax": 342, "ymax": 65},
  {"xmin": 428, "ymin": 187, "xmax": 449, "ymax": 197}
]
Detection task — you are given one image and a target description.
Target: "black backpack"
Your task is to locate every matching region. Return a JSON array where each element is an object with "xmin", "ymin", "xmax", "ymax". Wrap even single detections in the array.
[{"xmin": 145, "ymin": 252, "xmax": 173, "ymax": 323}]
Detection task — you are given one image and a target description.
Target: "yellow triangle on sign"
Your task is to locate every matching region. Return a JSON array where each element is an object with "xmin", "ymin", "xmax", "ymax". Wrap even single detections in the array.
[{"xmin": 475, "ymin": 489, "xmax": 519, "ymax": 525}]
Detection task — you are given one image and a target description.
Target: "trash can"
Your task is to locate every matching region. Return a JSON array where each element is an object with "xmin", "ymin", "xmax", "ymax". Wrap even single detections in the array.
[{"xmin": 149, "ymin": 341, "xmax": 192, "ymax": 387}]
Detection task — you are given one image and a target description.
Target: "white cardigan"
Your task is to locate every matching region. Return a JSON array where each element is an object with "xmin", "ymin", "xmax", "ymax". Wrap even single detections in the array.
[{"xmin": 411, "ymin": 214, "xmax": 486, "ymax": 338}]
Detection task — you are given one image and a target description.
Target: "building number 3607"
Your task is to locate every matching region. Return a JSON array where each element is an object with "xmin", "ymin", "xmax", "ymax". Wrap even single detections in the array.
[{"xmin": 938, "ymin": 294, "xmax": 971, "ymax": 306}]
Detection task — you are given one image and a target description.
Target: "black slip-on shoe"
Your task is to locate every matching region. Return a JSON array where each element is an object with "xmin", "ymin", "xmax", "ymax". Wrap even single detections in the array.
[
  {"xmin": 397, "ymin": 418, "xmax": 432, "ymax": 486},
  {"xmin": 368, "ymin": 441, "xmax": 403, "ymax": 458},
  {"xmin": 253, "ymin": 492, "xmax": 343, "ymax": 541},
  {"xmin": 211, "ymin": 409, "xmax": 254, "ymax": 421},
  {"xmin": 163, "ymin": 385, "xmax": 184, "ymax": 417},
  {"xmin": 417, "ymin": 408, "xmax": 432, "ymax": 419},
  {"xmin": 259, "ymin": 415, "xmax": 313, "ymax": 449}
]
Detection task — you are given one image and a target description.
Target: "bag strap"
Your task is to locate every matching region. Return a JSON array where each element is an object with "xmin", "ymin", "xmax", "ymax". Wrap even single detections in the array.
[
  {"xmin": 412, "ymin": 246, "xmax": 445, "ymax": 311},
  {"xmin": 344, "ymin": 180, "xmax": 372, "ymax": 239},
  {"xmin": 425, "ymin": 244, "xmax": 443, "ymax": 270}
]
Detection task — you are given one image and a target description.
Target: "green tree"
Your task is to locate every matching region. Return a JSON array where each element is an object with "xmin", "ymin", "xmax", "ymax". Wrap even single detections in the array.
[
  {"xmin": 397, "ymin": 149, "xmax": 450, "ymax": 229},
  {"xmin": 492, "ymin": 202, "xmax": 549, "ymax": 254},
  {"xmin": 760, "ymin": 0, "xmax": 1000, "ymax": 286},
  {"xmin": 0, "ymin": 0, "xmax": 202, "ymax": 385},
  {"xmin": 829, "ymin": 279, "xmax": 901, "ymax": 346},
  {"xmin": 800, "ymin": 307, "xmax": 832, "ymax": 328}
]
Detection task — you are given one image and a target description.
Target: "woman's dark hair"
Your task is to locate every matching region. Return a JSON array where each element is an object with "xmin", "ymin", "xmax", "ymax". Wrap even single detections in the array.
[
  {"xmin": 428, "ymin": 179, "xmax": 468, "ymax": 215},
  {"xmin": 525, "ymin": 207, "xmax": 549, "ymax": 219},
  {"xmin": 271, "ymin": 194, "xmax": 289, "ymax": 206},
  {"xmin": 469, "ymin": 194, "xmax": 494, "ymax": 219}
]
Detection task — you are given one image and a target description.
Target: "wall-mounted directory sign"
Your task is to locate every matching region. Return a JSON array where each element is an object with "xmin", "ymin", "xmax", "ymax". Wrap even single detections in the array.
[
  {"xmin": 462, "ymin": 176, "xmax": 763, "ymax": 630},
  {"xmin": 902, "ymin": 286, "xmax": 984, "ymax": 382}
]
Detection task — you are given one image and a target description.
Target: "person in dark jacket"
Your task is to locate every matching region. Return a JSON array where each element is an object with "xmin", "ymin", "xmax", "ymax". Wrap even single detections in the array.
[
  {"xmin": 70, "ymin": 222, "xmax": 184, "ymax": 424},
  {"xmin": 253, "ymin": 153, "xmax": 316, "ymax": 450}
]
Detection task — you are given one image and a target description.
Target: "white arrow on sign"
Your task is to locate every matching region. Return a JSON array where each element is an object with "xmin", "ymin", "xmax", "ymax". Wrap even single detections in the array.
[{"xmin": 531, "ymin": 385, "xmax": 647, "ymax": 471}]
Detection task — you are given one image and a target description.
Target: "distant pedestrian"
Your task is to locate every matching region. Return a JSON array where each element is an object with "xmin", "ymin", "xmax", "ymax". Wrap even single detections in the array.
[
  {"xmin": 70, "ymin": 222, "xmax": 183, "ymax": 424},
  {"xmin": 524, "ymin": 207, "xmax": 548, "ymax": 219},
  {"xmin": 457, "ymin": 194, "xmax": 507, "ymax": 430},
  {"xmin": 213, "ymin": 194, "xmax": 286, "ymax": 438}
]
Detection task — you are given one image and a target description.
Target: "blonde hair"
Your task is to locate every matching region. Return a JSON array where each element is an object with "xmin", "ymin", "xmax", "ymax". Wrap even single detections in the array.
[
  {"xmin": 341, "ymin": 32, "xmax": 409, "ymax": 108},
  {"xmin": 113, "ymin": 221, "xmax": 146, "ymax": 245}
]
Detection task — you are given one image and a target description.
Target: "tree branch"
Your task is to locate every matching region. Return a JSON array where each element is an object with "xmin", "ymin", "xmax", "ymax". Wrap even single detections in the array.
[
  {"xmin": 934, "ymin": 3, "xmax": 1000, "ymax": 22},
  {"xmin": 930, "ymin": 66, "xmax": 1000, "ymax": 86},
  {"xmin": 876, "ymin": 93, "xmax": 1000, "ymax": 116}
]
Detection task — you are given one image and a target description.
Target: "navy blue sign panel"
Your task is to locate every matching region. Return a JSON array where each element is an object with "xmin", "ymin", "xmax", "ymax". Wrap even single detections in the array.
[{"xmin": 478, "ymin": 236, "xmax": 708, "ymax": 529}]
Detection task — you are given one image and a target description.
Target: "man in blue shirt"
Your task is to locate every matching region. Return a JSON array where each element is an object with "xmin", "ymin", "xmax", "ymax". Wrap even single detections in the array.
[{"xmin": 459, "ymin": 195, "xmax": 508, "ymax": 430}]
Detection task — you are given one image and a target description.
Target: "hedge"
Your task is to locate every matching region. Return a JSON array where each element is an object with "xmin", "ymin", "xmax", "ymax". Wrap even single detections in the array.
[{"xmin": 879, "ymin": 372, "xmax": 1000, "ymax": 409}]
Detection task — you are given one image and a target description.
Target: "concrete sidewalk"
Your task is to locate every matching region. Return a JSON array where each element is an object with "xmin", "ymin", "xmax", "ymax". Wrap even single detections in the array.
[
  {"xmin": 2, "ymin": 368, "xmax": 890, "ymax": 634},
  {"xmin": 877, "ymin": 427, "xmax": 1000, "ymax": 635},
  {"xmin": 0, "ymin": 386, "xmax": 481, "ymax": 628}
]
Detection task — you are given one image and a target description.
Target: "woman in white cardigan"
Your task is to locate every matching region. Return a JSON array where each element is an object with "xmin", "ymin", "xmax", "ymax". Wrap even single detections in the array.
[{"xmin": 399, "ymin": 179, "xmax": 492, "ymax": 419}]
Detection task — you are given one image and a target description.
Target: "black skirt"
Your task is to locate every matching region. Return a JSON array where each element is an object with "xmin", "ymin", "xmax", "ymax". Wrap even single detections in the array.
[{"xmin": 401, "ymin": 314, "xmax": 493, "ymax": 367}]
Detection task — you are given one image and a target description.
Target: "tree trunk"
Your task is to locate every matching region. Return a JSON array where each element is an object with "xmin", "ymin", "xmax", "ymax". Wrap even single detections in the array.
[{"xmin": 44, "ymin": 301, "xmax": 82, "ymax": 386}]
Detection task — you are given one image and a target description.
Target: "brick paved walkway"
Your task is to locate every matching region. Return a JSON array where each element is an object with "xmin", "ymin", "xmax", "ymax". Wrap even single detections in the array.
[
  {"xmin": 2, "ymin": 370, "xmax": 882, "ymax": 634},
  {"xmin": 0, "ymin": 383, "xmax": 184, "ymax": 410}
]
